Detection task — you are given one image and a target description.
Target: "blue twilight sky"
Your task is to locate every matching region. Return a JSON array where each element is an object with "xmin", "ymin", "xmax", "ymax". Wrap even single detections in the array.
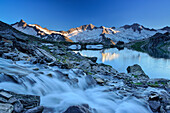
[{"xmin": 0, "ymin": 0, "xmax": 170, "ymax": 31}]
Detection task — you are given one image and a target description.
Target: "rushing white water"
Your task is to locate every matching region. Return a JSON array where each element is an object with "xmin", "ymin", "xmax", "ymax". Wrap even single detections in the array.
[{"xmin": 0, "ymin": 58, "xmax": 152, "ymax": 113}]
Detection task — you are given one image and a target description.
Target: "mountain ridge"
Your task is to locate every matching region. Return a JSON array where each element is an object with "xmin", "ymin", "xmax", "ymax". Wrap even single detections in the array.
[{"xmin": 11, "ymin": 19, "xmax": 170, "ymax": 43}]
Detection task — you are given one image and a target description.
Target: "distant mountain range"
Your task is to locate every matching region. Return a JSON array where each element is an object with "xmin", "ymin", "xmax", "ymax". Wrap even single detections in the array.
[{"xmin": 12, "ymin": 19, "xmax": 170, "ymax": 44}]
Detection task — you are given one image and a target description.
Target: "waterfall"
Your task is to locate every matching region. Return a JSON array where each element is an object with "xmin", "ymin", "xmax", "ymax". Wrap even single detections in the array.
[{"xmin": 0, "ymin": 58, "xmax": 152, "ymax": 113}]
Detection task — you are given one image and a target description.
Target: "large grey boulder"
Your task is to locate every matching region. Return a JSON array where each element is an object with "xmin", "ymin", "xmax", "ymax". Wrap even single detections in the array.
[{"xmin": 127, "ymin": 64, "xmax": 149, "ymax": 79}]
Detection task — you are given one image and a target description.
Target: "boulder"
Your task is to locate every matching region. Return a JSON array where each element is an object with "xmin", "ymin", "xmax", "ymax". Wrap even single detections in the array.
[
  {"xmin": 95, "ymin": 78, "xmax": 104, "ymax": 84},
  {"xmin": 127, "ymin": 64, "xmax": 149, "ymax": 79},
  {"xmin": 24, "ymin": 106, "xmax": 44, "ymax": 113},
  {"xmin": 148, "ymin": 100, "xmax": 161, "ymax": 112},
  {"xmin": 86, "ymin": 57, "xmax": 97, "ymax": 63},
  {"xmin": 85, "ymin": 75, "xmax": 96, "ymax": 87},
  {"xmin": 13, "ymin": 101, "xmax": 23, "ymax": 113},
  {"xmin": 64, "ymin": 104, "xmax": 92, "ymax": 113}
]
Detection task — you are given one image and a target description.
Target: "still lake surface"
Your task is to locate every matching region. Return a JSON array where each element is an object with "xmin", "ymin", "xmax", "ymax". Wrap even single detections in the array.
[{"xmin": 75, "ymin": 48, "xmax": 170, "ymax": 79}]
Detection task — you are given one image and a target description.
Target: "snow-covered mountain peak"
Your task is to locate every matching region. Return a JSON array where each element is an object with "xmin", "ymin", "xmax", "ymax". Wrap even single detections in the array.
[
  {"xmin": 15, "ymin": 19, "xmax": 27, "ymax": 28},
  {"xmin": 12, "ymin": 20, "xmax": 72, "ymax": 42},
  {"xmin": 11, "ymin": 20, "xmax": 169, "ymax": 44}
]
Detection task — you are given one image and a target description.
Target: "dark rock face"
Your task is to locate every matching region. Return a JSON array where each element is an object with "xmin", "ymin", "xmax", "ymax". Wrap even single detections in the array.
[
  {"xmin": 17, "ymin": 19, "xmax": 27, "ymax": 28},
  {"xmin": 145, "ymin": 32, "xmax": 170, "ymax": 48},
  {"xmin": 139, "ymin": 32, "xmax": 170, "ymax": 58},
  {"xmin": 100, "ymin": 34, "xmax": 116, "ymax": 46}
]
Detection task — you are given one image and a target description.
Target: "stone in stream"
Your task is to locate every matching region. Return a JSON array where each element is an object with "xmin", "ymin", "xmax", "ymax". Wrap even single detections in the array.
[
  {"xmin": 0, "ymin": 73, "xmax": 19, "ymax": 83},
  {"xmin": 85, "ymin": 75, "xmax": 97, "ymax": 87},
  {"xmin": 95, "ymin": 78, "xmax": 104, "ymax": 84},
  {"xmin": 2, "ymin": 52, "xmax": 18, "ymax": 60},
  {"xmin": 148, "ymin": 100, "xmax": 161, "ymax": 112},
  {"xmin": 13, "ymin": 101, "xmax": 23, "ymax": 113},
  {"xmin": 24, "ymin": 106, "xmax": 44, "ymax": 113},
  {"xmin": 64, "ymin": 104, "xmax": 93, "ymax": 113}
]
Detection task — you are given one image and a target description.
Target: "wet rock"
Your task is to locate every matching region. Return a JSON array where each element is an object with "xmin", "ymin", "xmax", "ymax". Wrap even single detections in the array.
[
  {"xmin": 2, "ymin": 52, "xmax": 18, "ymax": 60},
  {"xmin": 86, "ymin": 57, "xmax": 97, "ymax": 63},
  {"xmin": 92, "ymin": 63, "xmax": 117, "ymax": 75},
  {"xmin": 44, "ymin": 57, "xmax": 53, "ymax": 63},
  {"xmin": 0, "ymin": 97, "xmax": 8, "ymax": 103},
  {"xmin": 48, "ymin": 61, "xmax": 69, "ymax": 69},
  {"xmin": 54, "ymin": 49, "xmax": 66, "ymax": 55},
  {"xmin": 64, "ymin": 104, "xmax": 92, "ymax": 113},
  {"xmin": 149, "ymin": 92, "xmax": 160, "ymax": 100},
  {"xmin": 13, "ymin": 101, "xmax": 23, "ymax": 113},
  {"xmin": 72, "ymin": 69, "xmax": 85, "ymax": 77},
  {"xmin": 127, "ymin": 64, "xmax": 149, "ymax": 79},
  {"xmin": 0, "ymin": 73, "xmax": 19, "ymax": 83},
  {"xmin": 33, "ymin": 68, "xmax": 39, "ymax": 71},
  {"xmin": 85, "ymin": 75, "xmax": 96, "ymax": 87},
  {"xmin": 0, "ymin": 103, "xmax": 13, "ymax": 113},
  {"xmin": 166, "ymin": 105, "xmax": 170, "ymax": 110},
  {"xmin": 0, "ymin": 50, "xmax": 3, "ymax": 57},
  {"xmin": 14, "ymin": 41, "xmax": 35, "ymax": 55},
  {"xmin": 95, "ymin": 78, "xmax": 104, "ymax": 84},
  {"xmin": 46, "ymin": 73, "xmax": 53, "ymax": 77},
  {"xmin": 127, "ymin": 64, "xmax": 145, "ymax": 75},
  {"xmin": 78, "ymin": 61, "xmax": 91, "ymax": 71},
  {"xmin": 24, "ymin": 106, "xmax": 44, "ymax": 113},
  {"xmin": 148, "ymin": 100, "xmax": 161, "ymax": 112},
  {"xmin": 30, "ymin": 58, "xmax": 38, "ymax": 64},
  {"xmin": 0, "ymin": 90, "xmax": 43, "ymax": 112},
  {"xmin": 0, "ymin": 90, "xmax": 40, "ymax": 108},
  {"xmin": 37, "ymin": 58, "xmax": 46, "ymax": 64}
]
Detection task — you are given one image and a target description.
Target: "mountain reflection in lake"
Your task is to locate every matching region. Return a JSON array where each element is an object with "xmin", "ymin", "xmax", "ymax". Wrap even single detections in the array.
[{"xmin": 74, "ymin": 48, "xmax": 170, "ymax": 79}]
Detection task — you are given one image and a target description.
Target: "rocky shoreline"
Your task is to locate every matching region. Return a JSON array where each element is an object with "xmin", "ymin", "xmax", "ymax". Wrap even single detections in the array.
[
  {"xmin": 126, "ymin": 32, "xmax": 170, "ymax": 59},
  {"xmin": 0, "ymin": 36, "xmax": 170, "ymax": 113}
]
